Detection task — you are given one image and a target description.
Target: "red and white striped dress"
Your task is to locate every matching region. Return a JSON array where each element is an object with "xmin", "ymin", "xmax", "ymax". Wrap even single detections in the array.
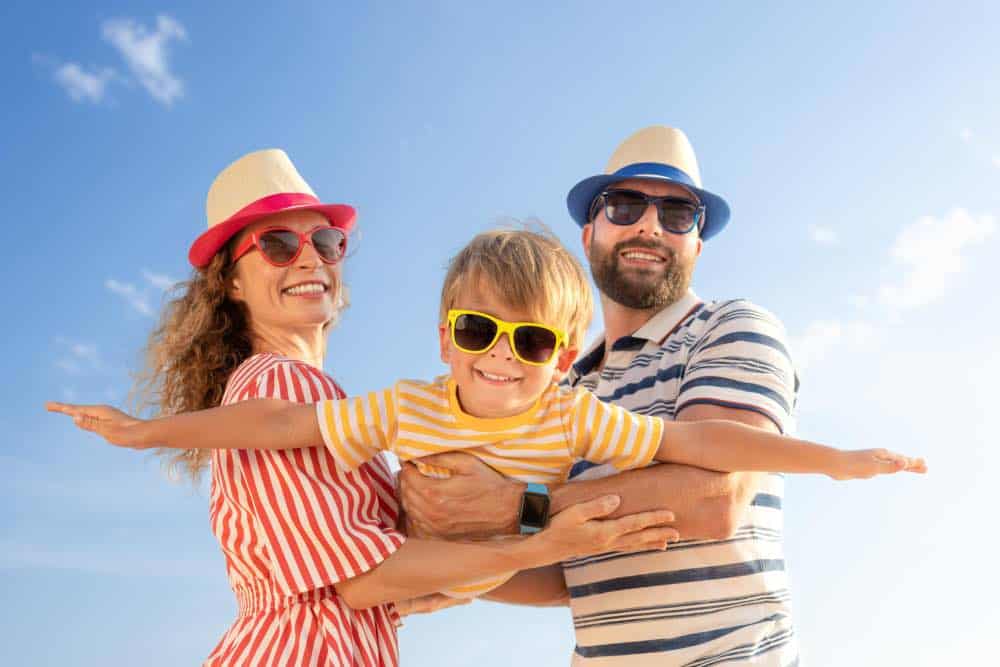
[{"xmin": 204, "ymin": 353, "xmax": 405, "ymax": 666}]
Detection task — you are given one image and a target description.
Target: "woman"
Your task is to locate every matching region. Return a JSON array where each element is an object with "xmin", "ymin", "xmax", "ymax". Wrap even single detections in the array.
[{"xmin": 53, "ymin": 149, "xmax": 676, "ymax": 666}]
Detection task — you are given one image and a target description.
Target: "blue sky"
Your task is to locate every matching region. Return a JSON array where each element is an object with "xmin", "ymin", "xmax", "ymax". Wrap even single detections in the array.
[{"xmin": 3, "ymin": 2, "xmax": 998, "ymax": 664}]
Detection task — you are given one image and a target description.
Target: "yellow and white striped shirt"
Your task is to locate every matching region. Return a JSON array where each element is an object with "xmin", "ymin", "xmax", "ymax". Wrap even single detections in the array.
[
  {"xmin": 315, "ymin": 375, "xmax": 663, "ymax": 483},
  {"xmin": 314, "ymin": 376, "xmax": 664, "ymax": 599}
]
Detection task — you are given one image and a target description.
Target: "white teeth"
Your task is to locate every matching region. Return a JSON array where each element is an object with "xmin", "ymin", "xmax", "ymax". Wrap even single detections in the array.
[
  {"xmin": 478, "ymin": 370, "xmax": 517, "ymax": 382},
  {"xmin": 622, "ymin": 251, "xmax": 664, "ymax": 262},
  {"xmin": 283, "ymin": 283, "xmax": 326, "ymax": 295}
]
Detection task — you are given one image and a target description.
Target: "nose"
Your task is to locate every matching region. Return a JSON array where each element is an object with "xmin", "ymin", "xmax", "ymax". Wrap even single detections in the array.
[
  {"xmin": 489, "ymin": 333, "xmax": 515, "ymax": 361},
  {"xmin": 296, "ymin": 238, "xmax": 324, "ymax": 267},
  {"xmin": 632, "ymin": 203, "xmax": 663, "ymax": 237}
]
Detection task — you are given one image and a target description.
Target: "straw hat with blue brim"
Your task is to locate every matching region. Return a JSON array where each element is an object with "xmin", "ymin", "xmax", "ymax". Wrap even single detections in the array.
[{"xmin": 566, "ymin": 126, "xmax": 731, "ymax": 240}]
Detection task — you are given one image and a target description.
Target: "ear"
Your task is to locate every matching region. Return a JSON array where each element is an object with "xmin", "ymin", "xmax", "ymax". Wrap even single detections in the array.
[
  {"xmin": 581, "ymin": 223, "xmax": 593, "ymax": 256},
  {"xmin": 438, "ymin": 324, "xmax": 451, "ymax": 364},
  {"xmin": 227, "ymin": 271, "xmax": 245, "ymax": 303},
  {"xmin": 695, "ymin": 236, "xmax": 703, "ymax": 258},
  {"xmin": 554, "ymin": 346, "xmax": 579, "ymax": 375}
]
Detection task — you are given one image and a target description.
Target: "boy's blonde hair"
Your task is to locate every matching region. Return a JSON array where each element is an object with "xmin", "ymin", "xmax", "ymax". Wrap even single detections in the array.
[{"xmin": 439, "ymin": 227, "xmax": 594, "ymax": 350}]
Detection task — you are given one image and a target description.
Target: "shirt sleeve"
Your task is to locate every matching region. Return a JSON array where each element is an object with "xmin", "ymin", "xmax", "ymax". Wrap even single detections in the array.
[
  {"xmin": 232, "ymin": 361, "xmax": 405, "ymax": 596},
  {"xmin": 567, "ymin": 388, "xmax": 663, "ymax": 471},
  {"xmin": 677, "ymin": 300, "xmax": 799, "ymax": 433},
  {"xmin": 315, "ymin": 384, "xmax": 398, "ymax": 471}
]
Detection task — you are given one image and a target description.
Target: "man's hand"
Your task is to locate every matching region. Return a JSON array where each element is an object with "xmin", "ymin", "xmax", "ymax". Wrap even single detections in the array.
[{"xmin": 398, "ymin": 452, "xmax": 525, "ymax": 540}]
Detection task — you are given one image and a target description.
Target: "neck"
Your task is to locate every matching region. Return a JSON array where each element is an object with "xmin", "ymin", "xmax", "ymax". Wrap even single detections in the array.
[
  {"xmin": 598, "ymin": 294, "xmax": 660, "ymax": 353},
  {"xmin": 250, "ymin": 324, "xmax": 326, "ymax": 369}
]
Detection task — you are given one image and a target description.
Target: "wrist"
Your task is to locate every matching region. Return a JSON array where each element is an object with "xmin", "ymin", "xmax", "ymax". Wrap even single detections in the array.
[
  {"xmin": 503, "ymin": 480, "xmax": 527, "ymax": 535},
  {"xmin": 139, "ymin": 419, "xmax": 163, "ymax": 448}
]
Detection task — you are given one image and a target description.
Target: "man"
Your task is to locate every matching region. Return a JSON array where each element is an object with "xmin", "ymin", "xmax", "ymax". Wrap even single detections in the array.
[{"xmin": 401, "ymin": 126, "xmax": 799, "ymax": 666}]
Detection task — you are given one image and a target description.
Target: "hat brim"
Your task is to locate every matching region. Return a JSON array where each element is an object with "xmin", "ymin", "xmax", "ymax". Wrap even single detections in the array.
[
  {"xmin": 188, "ymin": 201, "xmax": 356, "ymax": 268},
  {"xmin": 567, "ymin": 174, "xmax": 730, "ymax": 240}
]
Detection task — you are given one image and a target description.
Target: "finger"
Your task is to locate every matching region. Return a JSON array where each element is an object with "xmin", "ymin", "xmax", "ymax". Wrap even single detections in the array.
[
  {"xmin": 905, "ymin": 457, "xmax": 928, "ymax": 474},
  {"xmin": 610, "ymin": 527, "xmax": 680, "ymax": 553},
  {"xmin": 601, "ymin": 509, "xmax": 676, "ymax": 536},
  {"xmin": 416, "ymin": 452, "xmax": 482, "ymax": 475},
  {"xmin": 46, "ymin": 401, "xmax": 83, "ymax": 417},
  {"xmin": 567, "ymin": 494, "xmax": 621, "ymax": 522},
  {"xmin": 872, "ymin": 450, "xmax": 907, "ymax": 470}
]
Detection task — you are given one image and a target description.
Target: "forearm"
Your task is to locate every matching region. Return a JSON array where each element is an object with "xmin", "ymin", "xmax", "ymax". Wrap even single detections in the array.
[
  {"xmin": 335, "ymin": 536, "xmax": 549, "ymax": 609},
  {"xmin": 658, "ymin": 420, "xmax": 842, "ymax": 475},
  {"xmin": 144, "ymin": 400, "xmax": 320, "ymax": 451},
  {"xmin": 482, "ymin": 565, "xmax": 569, "ymax": 607},
  {"xmin": 550, "ymin": 464, "xmax": 760, "ymax": 541}
]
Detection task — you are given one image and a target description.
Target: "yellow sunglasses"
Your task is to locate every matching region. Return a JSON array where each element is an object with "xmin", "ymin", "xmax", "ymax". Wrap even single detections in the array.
[{"xmin": 446, "ymin": 309, "xmax": 567, "ymax": 366}]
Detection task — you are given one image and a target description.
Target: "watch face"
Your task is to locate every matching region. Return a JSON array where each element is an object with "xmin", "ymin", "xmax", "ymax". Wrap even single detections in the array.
[{"xmin": 521, "ymin": 492, "xmax": 550, "ymax": 529}]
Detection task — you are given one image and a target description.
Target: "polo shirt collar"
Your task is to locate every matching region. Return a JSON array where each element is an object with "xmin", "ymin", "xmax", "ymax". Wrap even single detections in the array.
[{"xmin": 572, "ymin": 290, "xmax": 702, "ymax": 377}]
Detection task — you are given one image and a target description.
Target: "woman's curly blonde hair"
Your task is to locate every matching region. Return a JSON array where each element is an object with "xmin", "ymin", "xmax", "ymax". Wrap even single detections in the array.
[
  {"xmin": 132, "ymin": 249, "xmax": 252, "ymax": 481},
  {"xmin": 135, "ymin": 239, "xmax": 350, "ymax": 481}
]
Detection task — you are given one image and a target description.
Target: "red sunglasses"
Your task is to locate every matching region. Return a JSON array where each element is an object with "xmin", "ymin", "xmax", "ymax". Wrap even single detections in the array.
[{"xmin": 231, "ymin": 225, "xmax": 348, "ymax": 266}]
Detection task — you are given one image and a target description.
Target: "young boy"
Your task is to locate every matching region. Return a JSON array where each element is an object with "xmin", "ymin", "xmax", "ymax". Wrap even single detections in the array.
[{"xmin": 48, "ymin": 228, "xmax": 926, "ymax": 596}]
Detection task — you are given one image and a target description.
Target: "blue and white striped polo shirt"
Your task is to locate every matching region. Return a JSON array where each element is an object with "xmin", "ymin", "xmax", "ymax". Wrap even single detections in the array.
[{"xmin": 563, "ymin": 290, "xmax": 800, "ymax": 667}]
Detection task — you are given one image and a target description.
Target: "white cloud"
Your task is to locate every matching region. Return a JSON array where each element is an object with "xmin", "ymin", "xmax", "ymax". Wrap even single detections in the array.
[
  {"xmin": 54, "ymin": 338, "xmax": 104, "ymax": 375},
  {"xmin": 102, "ymin": 15, "xmax": 188, "ymax": 106},
  {"xmin": 878, "ymin": 209, "xmax": 995, "ymax": 310},
  {"xmin": 808, "ymin": 224, "xmax": 838, "ymax": 245},
  {"xmin": 142, "ymin": 269, "xmax": 178, "ymax": 291},
  {"xmin": 791, "ymin": 319, "xmax": 878, "ymax": 372},
  {"xmin": 53, "ymin": 62, "xmax": 116, "ymax": 103},
  {"xmin": 794, "ymin": 208, "xmax": 994, "ymax": 372},
  {"xmin": 960, "ymin": 128, "xmax": 973, "ymax": 143},
  {"xmin": 105, "ymin": 278, "xmax": 154, "ymax": 317}
]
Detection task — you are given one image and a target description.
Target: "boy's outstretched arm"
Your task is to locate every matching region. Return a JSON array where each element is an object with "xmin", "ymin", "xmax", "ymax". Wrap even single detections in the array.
[
  {"xmin": 46, "ymin": 400, "xmax": 320, "ymax": 452},
  {"xmin": 655, "ymin": 419, "xmax": 927, "ymax": 480}
]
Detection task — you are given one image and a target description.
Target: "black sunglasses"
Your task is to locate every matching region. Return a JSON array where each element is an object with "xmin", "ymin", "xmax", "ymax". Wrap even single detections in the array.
[{"xmin": 590, "ymin": 188, "xmax": 705, "ymax": 235}]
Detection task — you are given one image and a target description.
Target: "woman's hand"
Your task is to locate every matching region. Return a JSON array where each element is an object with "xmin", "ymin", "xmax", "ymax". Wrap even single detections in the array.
[
  {"xmin": 531, "ymin": 495, "xmax": 678, "ymax": 562},
  {"xmin": 393, "ymin": 593, "xmax": 472, "ymax": 617},
  {"xmin": 45, "ymin": 402, "xmax": 154, "ymax": 449},
  {"xmin": 829, "ymin": 448, "xmax": 928, "ymax": 481}
]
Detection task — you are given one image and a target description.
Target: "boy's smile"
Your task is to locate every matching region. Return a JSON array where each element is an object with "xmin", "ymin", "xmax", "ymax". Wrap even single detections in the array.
[{"xmin": 439, "ymin": 285, "xmax": 577, "ymax": 419}]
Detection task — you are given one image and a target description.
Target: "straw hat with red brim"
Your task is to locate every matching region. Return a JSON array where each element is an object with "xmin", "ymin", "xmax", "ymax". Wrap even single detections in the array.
[{"xmin": 188, "ymin": 149, "xmax": 356, "ymax": 268}]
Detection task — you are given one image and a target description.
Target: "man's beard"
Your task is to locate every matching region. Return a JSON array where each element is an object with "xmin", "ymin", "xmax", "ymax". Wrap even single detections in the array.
[{"xmin": 588, "ymin": 237, "xmax": 694, "ymax": 310}]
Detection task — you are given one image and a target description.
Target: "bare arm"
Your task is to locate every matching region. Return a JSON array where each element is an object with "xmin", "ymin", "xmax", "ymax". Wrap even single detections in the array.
[
  {"xmin": 46, "ymin": 400, "xmax": 321, "ymax": 452},
  {"xmin": 399, "ymin": 406, "xmax": 780, "ymax": 542},
  {"xmin": 549, "ymin": 405, "xmax": 774, "ymax": 540},
  {"xmin": 334, "ymin": 496, "xmax": 675, "ymax": 609},
  {"xmin": 481, "ymin": 565, "xmax": 569, "ymax": 607},
  {"xmin": 653, "ymin": 415, "xmax": 927, "ymax": 480}
]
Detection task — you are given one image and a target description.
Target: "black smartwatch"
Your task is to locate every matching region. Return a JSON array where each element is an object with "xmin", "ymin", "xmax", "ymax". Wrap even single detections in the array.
[{"xmin": 518, "ymin": 483, "xmax": 551, "ymax": 534}]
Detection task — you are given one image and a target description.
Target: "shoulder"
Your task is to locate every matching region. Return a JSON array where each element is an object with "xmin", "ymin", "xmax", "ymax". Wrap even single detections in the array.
[
  {"xmin": 700, "ymin": 298, "xmax": 787, "ymax": 332},
  {"xmin": 225, "ymin": 353, "xmax": 345, "ymax": 404}
]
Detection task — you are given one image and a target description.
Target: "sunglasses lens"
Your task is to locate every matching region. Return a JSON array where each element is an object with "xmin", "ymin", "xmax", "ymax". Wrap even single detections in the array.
[
  {"xmin": 312, "ymin": 228, "xmax": 347, "ymax": 262},
  {"xmin": 656, "ymin": 199, "xmax": 699, "ymax": 233},
  {"xmin": 513, "ymin": 325, "xmax": 558, "ymax": 363},
  {"xmin": 258, "ymin": 230, "xmax": 300, "ymax": 264},
  {"xmin": 453, "ymin": 313, "xmax": 498, "ymax": 352},
  {"xmin": 604, "ymin": 191, "xmax": 647, "ymax": 225}
]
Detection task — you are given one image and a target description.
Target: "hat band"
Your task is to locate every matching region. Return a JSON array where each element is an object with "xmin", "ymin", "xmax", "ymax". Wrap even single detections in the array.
[
  {"xmin": 219, "ymin": 191, "xmax": 322, "ymax": 227},
  {"xmin": 612, "ymin": 162, "xmax": 696, "ymax": 188}
]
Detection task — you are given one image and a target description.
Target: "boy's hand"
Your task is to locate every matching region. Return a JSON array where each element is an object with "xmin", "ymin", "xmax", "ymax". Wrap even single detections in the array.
[
  {"xmin": 46, "ymin": 401, "xmax": 153, "ymax": 449},
  {"xmin": 830, "ymin": 448, "xmax": 928, "ymax": 480}
]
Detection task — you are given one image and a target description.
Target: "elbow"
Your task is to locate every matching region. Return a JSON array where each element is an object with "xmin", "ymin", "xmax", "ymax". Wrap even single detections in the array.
[
  {"xmin": 703, "ymin": 474, "xmax": 749, "ymax": 540},
  {"xmin": 335, "ymin": 578, "xmax": 389, "ymax": 611},
  {"xmin": 705, "ymin": 509, "xmax": 741, "ymax": 541}
]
